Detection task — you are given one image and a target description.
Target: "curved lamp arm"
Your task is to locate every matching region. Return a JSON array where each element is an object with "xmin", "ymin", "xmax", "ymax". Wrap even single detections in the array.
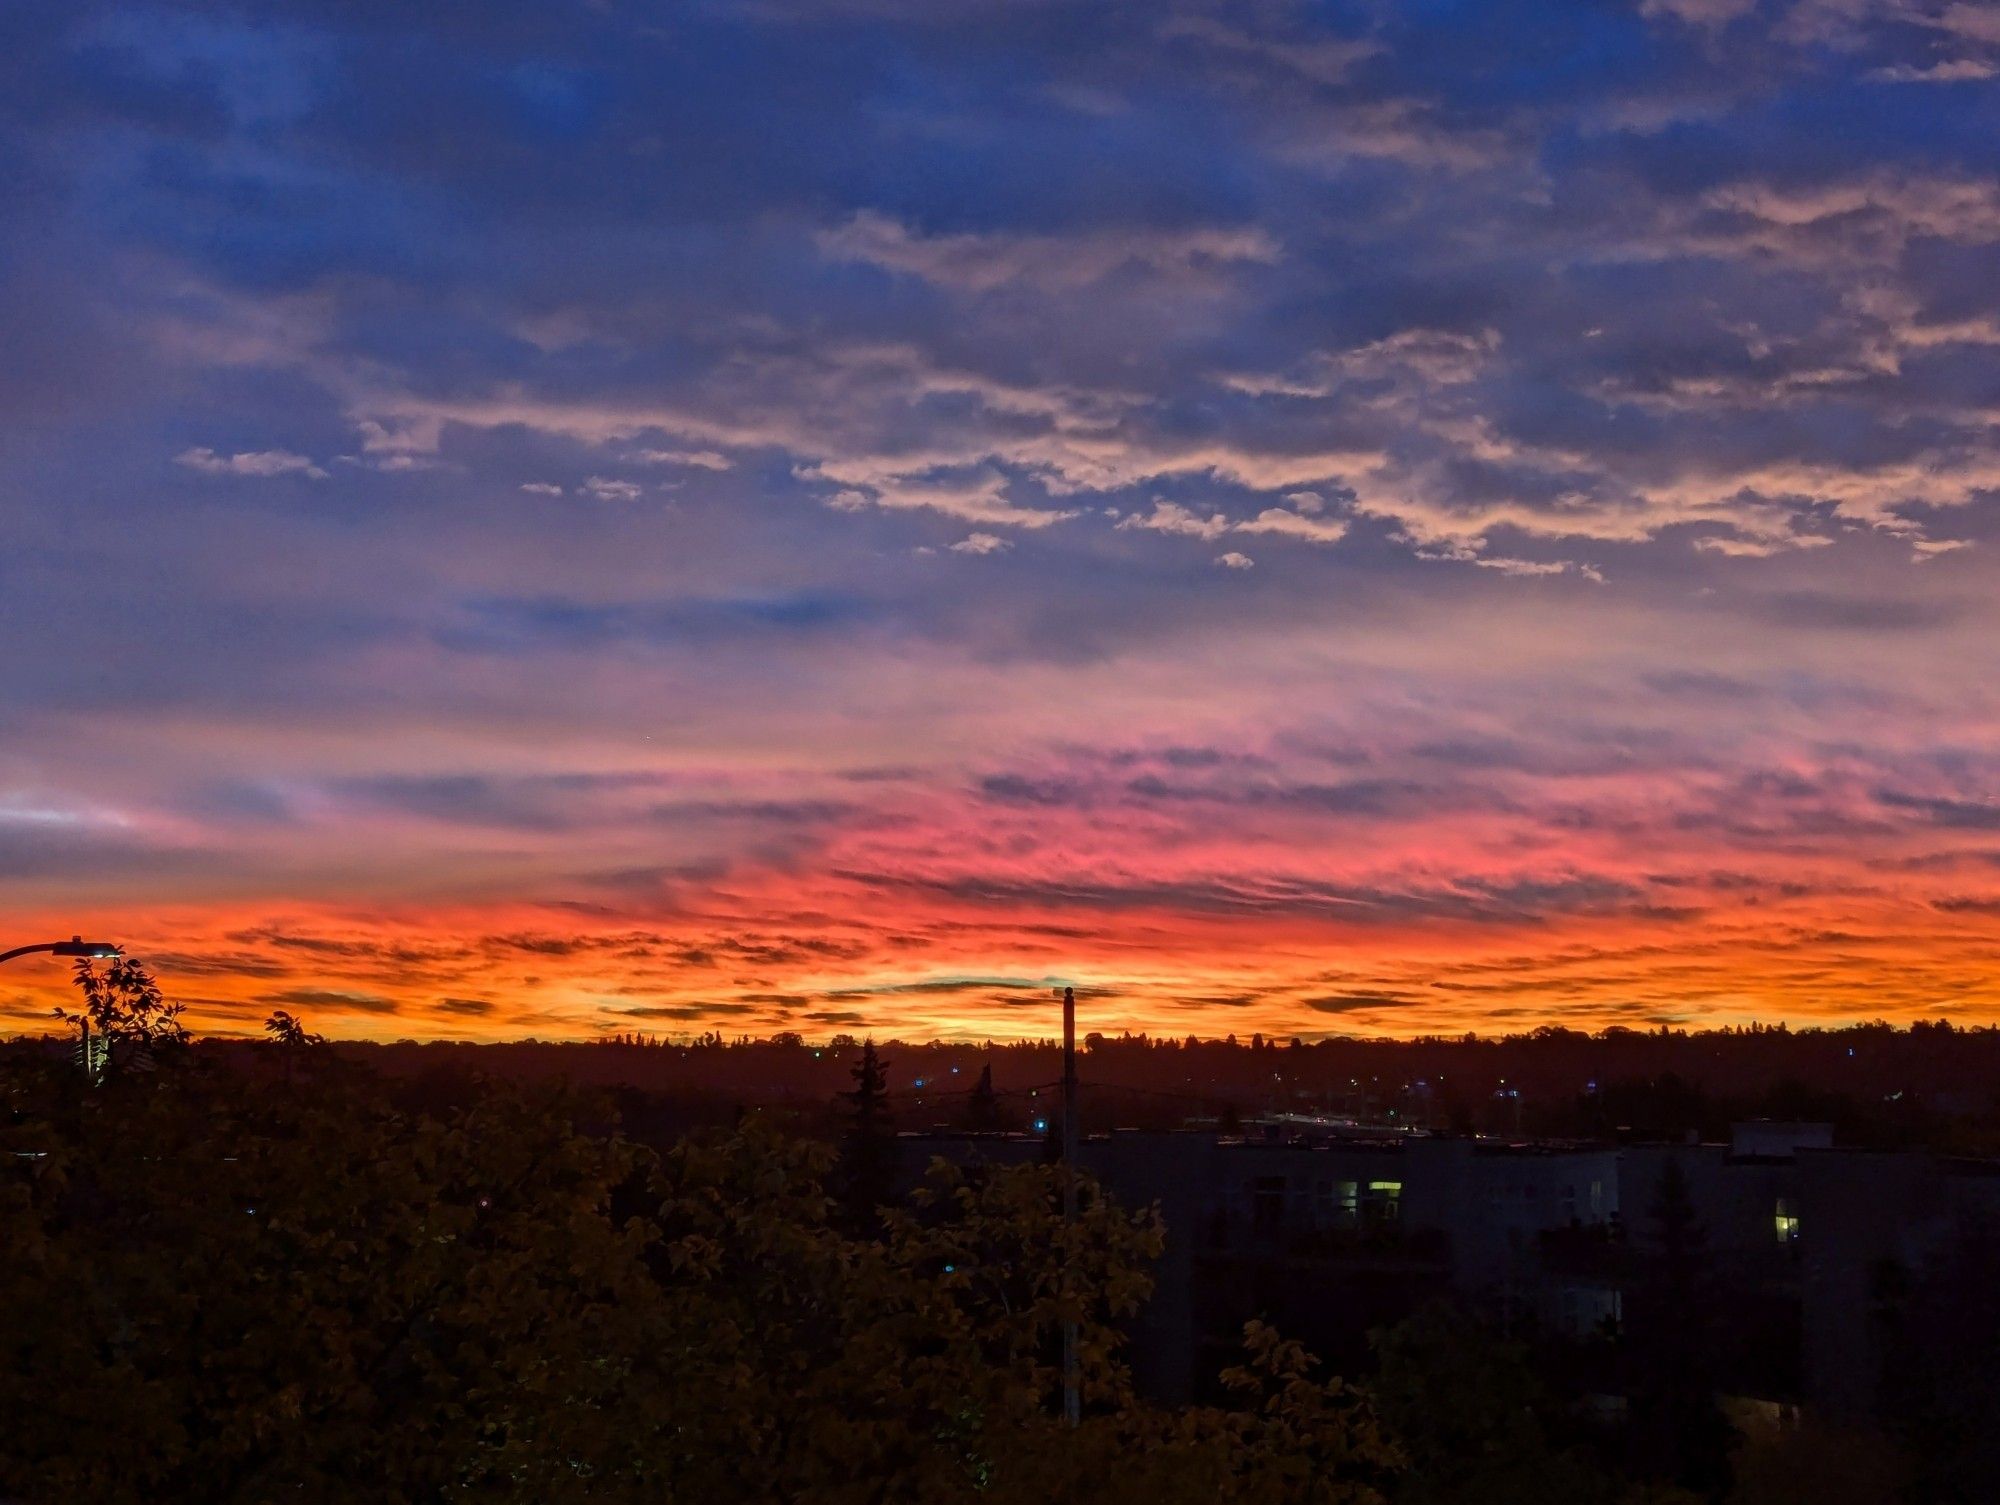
[{"xmin": 0, "ymin": 938, "xmax": 123, "ymax": 966}]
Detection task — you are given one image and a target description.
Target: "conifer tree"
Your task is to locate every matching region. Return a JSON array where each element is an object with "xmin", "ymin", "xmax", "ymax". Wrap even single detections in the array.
[
  {"xmin": 967, "ymin": 1062, "xmax": 1001, "ymax": 1132},
  {"xmin": 838, "ymin": 1039, "xmax": 896, "ymax": 1230}
]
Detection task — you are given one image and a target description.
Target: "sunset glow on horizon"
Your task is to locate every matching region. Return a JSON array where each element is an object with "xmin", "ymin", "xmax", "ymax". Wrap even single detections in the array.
[{"xmin": 6, "ymin": 1, "xmax": 2000, "ymax": 1042}]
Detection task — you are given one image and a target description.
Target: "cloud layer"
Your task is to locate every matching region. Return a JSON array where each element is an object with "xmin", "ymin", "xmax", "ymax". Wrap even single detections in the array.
[{"xmin": 2, "ymin": 0, "xmax": 1997, "ymax": 1038}]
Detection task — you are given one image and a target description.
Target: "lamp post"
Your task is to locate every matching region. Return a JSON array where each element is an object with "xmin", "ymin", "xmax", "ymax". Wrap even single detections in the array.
[
  {"xmin": 1055, "ymin": 983, "xmax": 1080, "ymax": 1427},
  {"xmin": 0, "ymin": 937, "xmax": 122, "ymax": 967}
]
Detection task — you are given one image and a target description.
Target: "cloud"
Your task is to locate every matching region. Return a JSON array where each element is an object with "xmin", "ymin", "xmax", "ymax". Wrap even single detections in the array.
[
  {"xmin": 1639, "ymin": 0, "xmax": 1757, "ymax": 27},
  {"xmin": 801, "ymin": 461, "xmax": 1079, "ymax": 528},
  {"xmin": 5, "ymin": 0, "xmax": 2000, "ymax": 1044},
  {"xmin": 1156, "ymin": 15, "xmax": 1377, "ymax": 87},
  {"xmin": 175, "ymin": 447, "xmax": 326, "ymax": 480},
  {"xmin": 1232, "ymin": 508, "xmax": 1349, "ymax": 545},
  {"xmin": 258, "ymin": 987, "xmax": 399, "ymax": 1015},
  {"xmin": 816, "ymin": 211, "xmax": 1280, "ymax": 292},
  {"xmin": 634, "ymin": 448, "xmax": 732, "ymax": 470},
  {"xmin": 1304, "ymin": 992, "xmax": 1422, "ymax": 1014},
  {"xmin": 1118, "ymin": 501, "xmax": 1231, "ymax": 541},
  {"xmin": 1121, "ymin": 500, "xmax": 1348, "ymax": 548},
  {"xmin": 949, "ymin": 532, "xmax": 1011, "ymax": 555},
  {"xmin": 1869, "ymin": 59, "xmax": 1997, "ymax": 83}
]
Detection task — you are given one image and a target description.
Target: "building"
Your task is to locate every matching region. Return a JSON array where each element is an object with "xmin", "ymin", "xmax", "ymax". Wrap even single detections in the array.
[{"xmin": 897, "ymin": 1118, "xmax": 1999, "ymax": 1420}]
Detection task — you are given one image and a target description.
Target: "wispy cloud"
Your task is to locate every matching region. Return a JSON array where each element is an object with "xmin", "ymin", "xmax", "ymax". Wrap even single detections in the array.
[{"xmin": 175, "ymin": 447, "xmax": 326, "ymax": 480}]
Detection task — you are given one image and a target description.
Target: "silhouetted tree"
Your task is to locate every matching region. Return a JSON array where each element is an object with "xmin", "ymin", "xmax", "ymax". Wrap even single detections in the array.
[
  {"xmin": 13, "ymin": 1040, "xmax": 1315, "ymax": 1503},
  {"xmin": 1371, "ymin": 1303, "xmax": 1624, "ymax": 1505},
  {"xmin": 837, "ymin": 1038, "xmax": 896, "ymax": 1231},
  {"xmin": 1872, "ymin": 1221, "xmax": 2000, "ymax": 1504},
  {"xmin": 966, "ymin": 1061, "xmax": 1002, "ymax": 1132},
  {"xmin": 54, "ymin": 956, "xmax": 187, "ymax": 1078},
  {"xmin": 1625, "ymin": 1159, "xmax": 1734, "ymax": 1499},
  {"xmin": 263, "ymin": 1009, "xmax": 328, "ymax": 1086}
]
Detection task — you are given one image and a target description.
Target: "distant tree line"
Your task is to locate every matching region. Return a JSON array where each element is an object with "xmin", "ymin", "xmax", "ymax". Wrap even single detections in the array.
[{"xmin": 80, "ymin": 1010, "xmax": 2000, "ymax": 1157}]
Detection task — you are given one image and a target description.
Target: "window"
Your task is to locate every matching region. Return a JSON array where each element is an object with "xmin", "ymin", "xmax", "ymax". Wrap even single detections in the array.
[
  {"xmin": 1311, "ymin": 1178, "xmax": 1360, "ymax": 1226},
  {"xmin": 1364, "ymin": 1180, "xmax": 1402, "ymax": 1222},
  {"xmin": 1774, "ymin": 1197, "xmax": 1800, "ymax": 1244}
]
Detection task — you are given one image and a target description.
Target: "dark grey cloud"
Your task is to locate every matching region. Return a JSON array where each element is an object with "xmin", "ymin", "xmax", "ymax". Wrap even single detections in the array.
[
  {"xmin": 843, "ymin": 868, "xmax": 1651, "ymax": 926},
  {"xmin": 1304, "ymin": 992, "xmax": 1423, "ymax": 1014},
  {"xmin": 1878, "ymin": 790, "xmax": 2000, "ymax": 830},
  {"xmin": 258, "ymin": 987, "xmax": 399, "ymax": 1014}
]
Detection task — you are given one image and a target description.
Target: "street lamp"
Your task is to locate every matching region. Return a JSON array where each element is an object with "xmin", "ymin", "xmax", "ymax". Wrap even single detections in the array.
[
  {"xmin": 1053, "ymin": 983, "xmax": 1079, "ymax": 1428},
  {"xmin": 0, "ymin": 937, "xmax": 123, "ymax": 966}
]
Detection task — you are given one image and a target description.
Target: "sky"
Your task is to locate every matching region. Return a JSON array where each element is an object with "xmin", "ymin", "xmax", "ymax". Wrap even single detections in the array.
[{"xmin": 3, "ymin": 0, "xmax": 1999, "ymax": 1042}]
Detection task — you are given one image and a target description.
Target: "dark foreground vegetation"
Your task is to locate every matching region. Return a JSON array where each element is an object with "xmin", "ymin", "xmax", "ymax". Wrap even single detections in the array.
[{"xmin": 0, "ymin": 962, "xmax": 1973, "ymax": 1503}]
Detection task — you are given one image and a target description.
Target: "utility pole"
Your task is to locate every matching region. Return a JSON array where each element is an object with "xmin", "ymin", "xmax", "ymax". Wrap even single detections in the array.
[{"xmin": 1060, "ymin": 983, "xmax": 1080, "ymax": 1427}]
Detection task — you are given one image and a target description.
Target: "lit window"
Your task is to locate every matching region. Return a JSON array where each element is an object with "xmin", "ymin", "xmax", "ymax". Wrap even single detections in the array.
[
  {"xmin": 1365, "ymin": 1180, "xmax": 1402, "ymax": 1221},
  {"xmin": 1774, "ymin": 1197, "xmax": 1800, "ymax": 1244}
]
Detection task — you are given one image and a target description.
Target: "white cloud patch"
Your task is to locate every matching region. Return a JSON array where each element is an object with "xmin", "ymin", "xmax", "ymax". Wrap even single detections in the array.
[
  {"xmin": 801, "ymin": 462, "xmax": 1078, "ymax": 529},
  {"xmin": 1232, "ymin": 507, "xmax": 1350, "ymax": 545},
  {"xmin": 583, "ymin": 476, "xmax": 644, "ymax": 501},
  {"xmin": 1214, "ymin": 551, "xmax": 1256, "ymax": 569},
  {"xmin": 520, "ymin": 482, "xmax": 565, "ymax": 496},
  {"xmin": 635, "ymin": 448, "xmax": 733, "ymax": 470},
  {"xmin": 175, "ymin": 447, "xmax": 327, "ymax": 480},
  {"xmin": 1912, "ymin": 537, "xmax": 1973, "ymax": 561},
  {"xmin": 949, "ymin": 532, "xmax": 1011, "ymax": 555},
  {"xmin": 1117, "ymin": 501, "xmax": 1232, "ymax": 540},
  {"xmin": 1869, "ymin": 58, "xmax": 1997, "ymax": 82},
  {"xmin": 1121, "ymin": 498, "xmax": 1352, "ymax": 549}
]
